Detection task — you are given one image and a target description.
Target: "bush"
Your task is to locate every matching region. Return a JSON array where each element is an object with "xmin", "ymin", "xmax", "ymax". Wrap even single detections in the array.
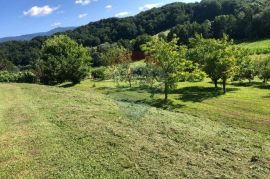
[
  {"xmin": 91, "ymin": 67, "xmax": 106, "ymax": 80},
  {"xmin": 17, "ymin": 71, "xmax": 37, "ymax": 83},
  {"xmin": 0, "ymin": 71, "xmax": 18, "ymax": 82},
  {"xmin": 254, "ymin": 56, "xmax": 270, "ymax": 83},
  {"xmin": 0, "ymin": 71, "xmax": 37, "ymax": 83},
  {"xmin": 38, "ymin": 35, "xmax": 91, "ymax": 85}
]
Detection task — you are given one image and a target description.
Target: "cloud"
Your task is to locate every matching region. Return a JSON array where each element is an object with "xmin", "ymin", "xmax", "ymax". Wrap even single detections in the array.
[
  {"xmin": 51, "ymin": 22, "xmax": 62, "ymax": 27},
  {"xmin": 23, "ymin": 5, "xmax": 59, "ymax": 16},
  {"xmin": 115, "ymin": 11, "xmax": 129, "ymax": 18},
  {"xmin": 105, "ymin": 5, "xmax": 112, "ymax": 9},
  {"xmin": 78, "ymin": 13, "xmax": 88, "ymax": 18},
  {"xmin": 75, "ymin": 0, "xmax": 90, "ymax": 6},
  {"xmin": 139, "ymin": 3, "xmax": 162, "ymax": 11}
]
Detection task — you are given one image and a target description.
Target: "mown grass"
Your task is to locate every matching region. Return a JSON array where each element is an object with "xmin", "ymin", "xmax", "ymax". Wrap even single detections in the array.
[
  {"xmin": 0, "ymin": 81, "xmax": 269, "ymax": 178},
  {"xmin": 75, "ymin": 79, "xmax": 270, "ymax": 134}
]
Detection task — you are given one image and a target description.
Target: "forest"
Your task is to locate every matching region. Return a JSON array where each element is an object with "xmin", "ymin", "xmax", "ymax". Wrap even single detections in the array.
[{"xmin": 1, "ymin": 0, "xmax": 270, "ymax": 69}]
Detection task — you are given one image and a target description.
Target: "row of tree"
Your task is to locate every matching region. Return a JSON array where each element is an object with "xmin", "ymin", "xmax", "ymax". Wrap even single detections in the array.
[{"xmin": 0, "ymin": 34, "xmax": 269, "ymax": 100}]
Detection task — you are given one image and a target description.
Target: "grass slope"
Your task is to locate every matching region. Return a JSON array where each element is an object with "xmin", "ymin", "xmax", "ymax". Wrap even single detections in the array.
[
  {"xmin": 239, "ymin": 39, "xmax": 270, "ymax": 54},
  {"xmin": 0, "ymin": 82, "xmax": 269, "ymax": 178}
]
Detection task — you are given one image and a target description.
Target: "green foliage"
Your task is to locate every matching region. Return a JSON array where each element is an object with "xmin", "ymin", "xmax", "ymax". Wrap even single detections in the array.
[
  {"xmin": 0, "ymin": 71, "xmax": 19, "ymax": 82},
  {"xmin": 168, "ymin": 21, "xmax": 212, "ymax": 44},
  {"xmin": 189, "ymin": 34, "xmax": 238, "ymax": 93},
  {"xmin": 90, "ymin": 43, "xmax": 131, "ymax": 67},
  {"xmin": 91, "ymin": 67, "xmax": 107, "ymax": 80},
  {"xmin": 0, "ymin": 71, "xmax": 36, "ymax": 83},
  {"xmin": 2, "ymin": 0, "xmax": 270, "ymax": 69},
  {"xmin": 238, "ymin": 39, "xmax": 270, "ymax": 55},
  {"xmin": 0, "ymin": 57, "xmax": 18, "ymax": 72},
  {"xmin": 38, "ymin": 35, "xmax": 91, "ymax": 85},
  {"xmin": 142, "ymin": 37, "xmax": 194, "ymax": 100},
  {"xmin": 17, "ymin": 71, "xmax": 37, "ymax": 83},
  {"xmin": 233, "ymin": 49, "xmax": 256, "ymax": 82},
  {"xmin": 254, "ymin": 56, "xmax": 270, "ymax": 83}
]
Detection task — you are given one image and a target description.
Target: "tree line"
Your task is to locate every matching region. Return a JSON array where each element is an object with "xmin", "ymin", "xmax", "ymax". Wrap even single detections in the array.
[
  {"xmin": 2, "ymin": 34, "xmax": 268, "ymax": 102},
  {"xmin": 1, "ymin": 0, "xmax": 270, "ymax": 69}
]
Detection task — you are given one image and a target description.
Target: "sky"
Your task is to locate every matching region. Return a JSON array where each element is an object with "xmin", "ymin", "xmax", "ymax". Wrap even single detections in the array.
[{"xmin": 0, "ymin": 0, "xmax": 199, "ymax": 38}]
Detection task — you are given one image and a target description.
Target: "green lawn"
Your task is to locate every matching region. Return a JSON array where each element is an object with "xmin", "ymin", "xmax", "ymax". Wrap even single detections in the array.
[{"xmin": 0, "ymin": 81, "xmax": 269, "ymax": 178}]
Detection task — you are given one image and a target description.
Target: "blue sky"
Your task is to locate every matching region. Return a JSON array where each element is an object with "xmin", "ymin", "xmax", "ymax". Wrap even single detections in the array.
[{"xmin": 0, "ymin": 0, "xmax": 199, "ymax": 38}]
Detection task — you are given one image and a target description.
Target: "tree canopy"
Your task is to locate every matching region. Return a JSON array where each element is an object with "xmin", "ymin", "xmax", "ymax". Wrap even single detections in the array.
[{"xmin": 37, "ymin": 35, "xmax": 91, "ymax": 85}]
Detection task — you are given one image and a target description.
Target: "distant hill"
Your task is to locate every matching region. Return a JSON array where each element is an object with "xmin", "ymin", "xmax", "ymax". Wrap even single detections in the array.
[{"xmin": 0, "ymin": 27, "xmax": 76, "ymax": 43}]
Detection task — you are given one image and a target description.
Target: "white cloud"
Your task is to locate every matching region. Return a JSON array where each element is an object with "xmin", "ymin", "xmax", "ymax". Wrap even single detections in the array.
[
  {"xmin": 23, "ymin": 5, "xmax": 59, "ymax": 16},
  {"xmin": 115, "ymin": 11, "xmax": 129, "ymax": 18},
  {"xmin": 51, "ymin": 22, "xmax": 62, "ymax": 27},
  {"xmin": 75, "ymin": 0, "xmax": 90, "ymax": 6},
  {"xmin": 78, "ymin": 13, "xmax": 88, "ymax": 18},
  {"xmin": 105, "ymin": 5, "xmax": 112, "ymax": 9},
  {"xmin": 139, "ymin": 3, "xmax": 162, "ymax": 11}
]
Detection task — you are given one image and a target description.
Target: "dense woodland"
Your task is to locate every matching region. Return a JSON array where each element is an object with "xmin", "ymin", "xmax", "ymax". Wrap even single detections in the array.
[{"xmin": 0, "ymin": 0, "xmax": 270, "ymax": 69}]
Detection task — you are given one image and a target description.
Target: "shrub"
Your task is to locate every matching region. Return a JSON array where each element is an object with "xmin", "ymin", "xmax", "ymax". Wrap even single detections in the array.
[
  {"xmin": 91, "ymin": 67, "xmax": 106, "ymax": 80},
  {"xmin": 0, "ymin": 71, "xmax": 37, "ymax": 83},
  {"xmin": 38, "ymin": 35, "xmax": 91, "ymax": 85},
  {"xmin": 17, "ymin": 71, "xmax": 37, "ymax": 83},
  {"xmin": 0, "ymin": 71, "xmax": 18, "ymax": 82}
]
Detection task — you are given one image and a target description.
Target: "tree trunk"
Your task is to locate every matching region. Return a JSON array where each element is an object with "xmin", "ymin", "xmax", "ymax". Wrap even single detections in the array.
[
  {"xmin": 222, "ymin": 77, "xmax": 227, "ymax": 94},
  {"xmin": 214, "ymin": 79, "xmax": 218, "ymax": 89},
  {"xmin": 164, "ymin": 82, "xmax": 168, "ymax": 101},
  {"xmin": 128, "ymin": 78, "xmax": 131, "ymax": 88}
]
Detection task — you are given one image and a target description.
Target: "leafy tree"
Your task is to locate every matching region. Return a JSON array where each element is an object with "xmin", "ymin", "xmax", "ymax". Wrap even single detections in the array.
[
  {"xmin": 168, "ymin": 21, "xmax": 212, "ymax": 44},
  {"xmin": 38, "ymin": 35, "xmax": 91, "ymax": 85},
  {"xmin": 255, "ymin": 56, "xmax": 270, "ymax": 83},
  {"xmin": 212, "ymin": 15, "xmax": 237, "ymax": 38},
  {"xmin": 142, "ymin": 37, "xmax": 192, "ymax": 100},
  {"xmin": 106, "ymin": 63, "xmax": 133, "ymax": 87},
  {"xmin": 189, "ymin": 34, "xmax": 238, "ymax": 93},
  {"xmin": 233, "ymin": 49, "xmax": 256, "ymax": 83},
  {"xmin": 91, "ymin": 43, "xmax": 130, "ymax": 67}
]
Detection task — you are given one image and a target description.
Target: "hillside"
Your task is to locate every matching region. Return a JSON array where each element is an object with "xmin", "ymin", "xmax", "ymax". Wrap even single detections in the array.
[
  {"xmin": 0, "ymin": 27, "xmax": 75, "ymax": 43},
  {"xmin": 2, "ymin": 0, "xmax": 270, "ymax": 68},
  {"xmin": 239, "ymin": 39, "xmax": 270, "ymax": 54},
  {"xmin": 0, "ymin": 81, "xmax": 269, "ymax": 178}
]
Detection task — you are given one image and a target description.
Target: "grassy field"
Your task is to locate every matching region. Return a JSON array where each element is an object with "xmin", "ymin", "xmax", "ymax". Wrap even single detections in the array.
[
  {"xmin": 0, "ymin": 80, "xmax": 269, "ymax": 178},
  {"xmin": 238, "ymin": 39, "xmax": 270, "ymax": 54}
]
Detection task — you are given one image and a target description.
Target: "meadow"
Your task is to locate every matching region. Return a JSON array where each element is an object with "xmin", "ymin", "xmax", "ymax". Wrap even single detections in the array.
[
  {"xmin": 239, "ymin": 39, "xmax": 270, "ymax": 54},
  {"xmin": 0, "ymin": 79, "xmax": 269, "ymax": 178}
]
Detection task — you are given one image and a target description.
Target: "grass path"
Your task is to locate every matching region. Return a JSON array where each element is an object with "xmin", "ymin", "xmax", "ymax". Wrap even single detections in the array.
[{"xmin": 0, "ymin": 83, "xmax": 269, "ymax": 178}]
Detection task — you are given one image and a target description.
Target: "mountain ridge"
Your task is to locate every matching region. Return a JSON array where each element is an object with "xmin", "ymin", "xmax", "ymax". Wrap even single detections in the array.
[{"xmin": 0, "ymin": 27, "xmax": 76, "ymax": 43}]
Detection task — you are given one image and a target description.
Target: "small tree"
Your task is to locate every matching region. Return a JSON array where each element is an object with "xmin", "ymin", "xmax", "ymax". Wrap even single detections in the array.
[
  {"xmin": 255, "ymin": 56, "xmax": 270, "ymax": 83},
  {"xmin": 233, "ymin": 49, "xmax": 255, "ymax": 83},
  {"xmin": 142, "ymin": 37, "xmax": 191, "ymax": 101},
  {"xmin": 38, "ymin": 35, "xmax": 91, "ymax": 85},
  {"xmin": 91, "ymin": 43, "xmax": 130, "ymax": 67},
  {"xmin": 189, "ymin": 34, "xmax": 237, "ymax": 93}
]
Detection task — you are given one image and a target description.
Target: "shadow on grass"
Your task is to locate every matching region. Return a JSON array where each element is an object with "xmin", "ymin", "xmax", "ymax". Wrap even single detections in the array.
[
  {"xmin": 97, "ymin": 85, "xmax": 240, "ymax": 108},
  {"xmin": 174, "ymin": 86, "xmax": 239, "ymax": 102},
  {"xmin": 231, "ymin": 81, "xmax": 270, "ymax": 89}
]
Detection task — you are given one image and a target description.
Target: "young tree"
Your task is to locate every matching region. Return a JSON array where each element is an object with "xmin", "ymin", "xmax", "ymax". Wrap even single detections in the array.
[
  {"xmin": 141, "ymin": 36, "xmax": 192, "ymax": 101},
  {"xmin": 255, "ymin": 56, "xmax": 270, "ymax": 83},
  {"xmin": 91, "ymin": 43, "xmax": 130, "ymax": 67},
  {"xmin": 233, "ymin": 49, "xmax": 255, "ymax": 83},
  {"xmin": 189, "ymin": 34, "xmax": 238, "ymax": 93},
  {"xmin": 38, "ymin": 35, "xmax": 91, "ymax": 85}
]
